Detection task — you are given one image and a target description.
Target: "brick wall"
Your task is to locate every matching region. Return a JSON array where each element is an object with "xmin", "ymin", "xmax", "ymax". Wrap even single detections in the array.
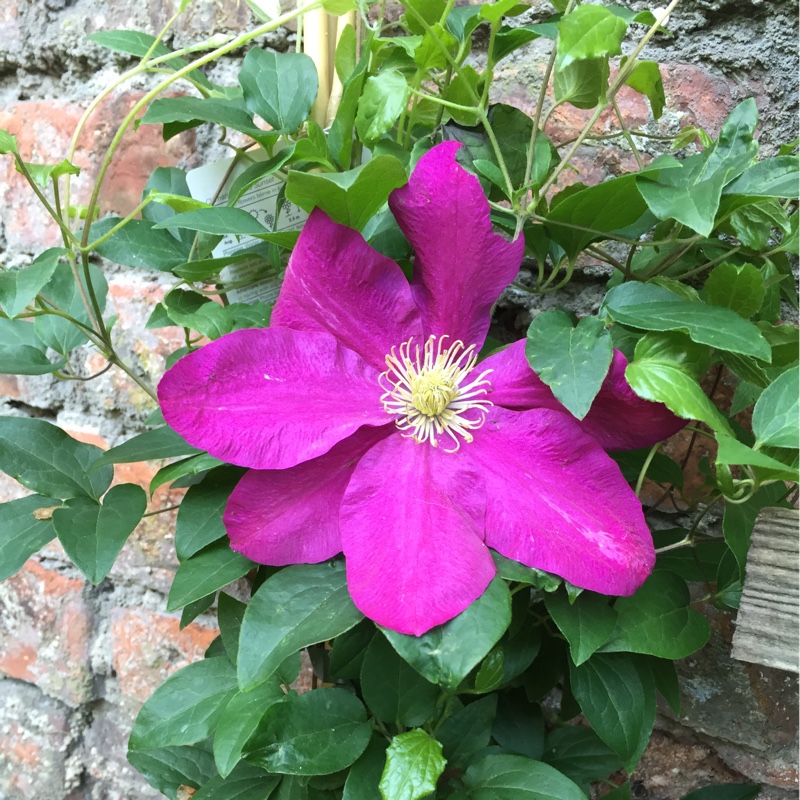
[{"xmin": 0, "ymin": 0, "xmax": 797, "ymax": 798}]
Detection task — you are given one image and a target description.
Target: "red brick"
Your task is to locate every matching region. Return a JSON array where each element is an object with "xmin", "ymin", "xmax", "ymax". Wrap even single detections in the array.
[
  {"xmin": 0, "ymin": 681, "xmax": 77, "ymax": 799},
  {"xmin": 110, "ymin": 607, "xmax": 218, "ymax": 703},
  {"xmin": 0, "ymin": 94, "xmax": 195, "ymax": 252},
  {"xmin": 660, "ymin": 63, "xmax": 737, "ymax": 137},
  {"xmin": 0, "ymin": 559, "xmax": 94, "ymax": 706}
]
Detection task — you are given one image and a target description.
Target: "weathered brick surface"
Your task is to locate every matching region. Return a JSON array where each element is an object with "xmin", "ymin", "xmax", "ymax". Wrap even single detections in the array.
[
  {"xmin": 0, "ymin": 0, "xmax": 797, "ymax": 797},
  {"xmin": 0, "ymin": 560, "xmax": 94, "ymax": 707},
  {"xmin": 0, "ymin": 95, "xmax": 195, "ymax": 252},
  {"xmin": 0, "ymin": 681, "xmax": 84, "ymax": 800},
  {"xmin": 110, "ymin": 608, "xmax": 218, "ymax": 703}
]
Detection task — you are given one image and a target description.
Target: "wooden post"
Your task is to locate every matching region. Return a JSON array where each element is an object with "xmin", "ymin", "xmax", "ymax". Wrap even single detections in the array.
[{"xmin": 731, "ymin": 507, "xmax": 799, "ymax": 673}]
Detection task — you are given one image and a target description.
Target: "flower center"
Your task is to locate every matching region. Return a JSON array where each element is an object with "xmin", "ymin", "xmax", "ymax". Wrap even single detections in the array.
[{"xmin": 379, "ymin": 335, "xmax": 493, "ymax": 452}]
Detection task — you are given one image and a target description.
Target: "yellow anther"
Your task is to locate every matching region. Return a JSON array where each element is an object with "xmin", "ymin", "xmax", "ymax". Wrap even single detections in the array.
[{"xmin": 378, "ymin": 335, "xmax": 493, "ymax": 452}]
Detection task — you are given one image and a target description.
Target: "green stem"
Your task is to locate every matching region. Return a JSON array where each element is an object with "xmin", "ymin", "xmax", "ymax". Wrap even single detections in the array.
[
  {"xmin": 79, "ymin": 1, "xmax": 323, "ymax": 248},
  {"xmin": 612, "ymin": 96, "xmax": 644, "ymax": 170},
  {"xmin": 635, "ymin": 441, "xmax": 662, "ymax": 497},
  {"xmin": 536, "ymin": 0, "xmax": 683, "ymax": 200},
  {"xmin": 525, "ymin": 0, "xmax": 575, "ymax": 192},
  {"xmin": 14, "ymin": 158, "xmax": 79, "ymax": 245},
  {"xmin": 82, "ymin": 197, "xmax": 152, "ymax": 252}
]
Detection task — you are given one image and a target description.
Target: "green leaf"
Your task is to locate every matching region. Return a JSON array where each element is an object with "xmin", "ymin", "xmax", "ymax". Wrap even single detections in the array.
[
  {"xmin": 705, "ymin": 262, "xmax": 765, "ymax": 319},
  {"xmin": 474, "ymin": 648, "xmax": 505, "ymax": 693},
  {"xmin": 729, "ymin": 197, "xmax": 790, "ymax": 250},
  {"xmin": 0, "ymin": 417, "xmax": 112, "ymax": 500},
  {"xmin": 53, "ymin": 483, "xmax": 146, "ymax": 584},
  {"xmin": 557, "ymin": 5, "xmax": 627, "ymax": 68},
  {"xmin": 238, "ymin": 560, "xmax": 364, "ymax": 691},
  {"xmin": 91, "ymin": 217, "xmax": 191, "ymax": 271},
  {"xmin": 193, "ymin": 762, "xmax": 281, "ymax": 800},
  {"xmin": 648, "ymin": 656, "xmax": 681, "ymax": 715},
  {"xmin": 91, "ymin": 426, "xmax": 201, "ymax": 470},
  {"xmin": 181, "ymin": 593, "xmax": 216, "ymax": 629},
  {"xmin": 598, "ymin": 571, "xmax": 710, "ymax": 659},
  {"xmin": 724, "ymin": 156, "xmax": 799, "ymax": 198},
  {"xmin": 542, "ymin": 726, "xmax": 623, "ymax": 785},
  {"xmin": 494, "ymin": 23, "xmax": 554, "ymax": 63},
  {"xmin": 636, "ymin": 156, "xmax": 728, "ymax": 237},
  {"xmin": 214, "ymin": 681, "xmax": 285, "ymax": 778},
  {"xmin": 554, "ymin": 56, "xmax": 610, "ymax": 109},
  {"xmin": 544, "ymin": 590, "xmax": 617, "ymax": 666},
  {"xmin": 360, "ymin": 633, "xmax": 440, "ymax": 727},
  {"xmin": 705, "ymin": 98, "xmax": 759, "ymax": 184},
  {"xmin": 129, "ymin": 658, "xmax": 239, "ymax": 750},
  {"xmin": 151, "ymin": 453, "xmax": 226, "ymax": 495},
  {"xmin": 245, "ymin": 688, "xmax": 372, "ymax": 776},
  {"xmin": 463, "ymin": 753, "xmax": 587, "ymax": 799},
  {"xmin": 21, "ymin": 159, "xmax": 80, "ymax": 188},
  {"xmin": 167, "ymin": 540, "xmax": 254, "ymax": 611},
  {"xmin": 329, "ymin": 619, "xmax": 375, "ymax": 680},
  {"xmin": 491, "ymin": 690, "xmax": 544, "ymax": 759},
  {"xmin": 437, "ymin": 695, "xmax": 497, "ymax": 768},
  {"xmin": 128, "ymin": 743, "xmax": 218, "ymax": 800},
  {"xmin": 631, "ymin": 358, "xmax": 733, "ymax": 430},
  {"xmin": 525, "ymin": 311, "xmax": 613, "ymax": 419},
  {"xmin": 721, "ymin": 482, "xmax": 792, "ymax": 574},
  {"xmin": 34, "ymin": 261, "xmax": 108, "ymax": 354},
  {"xmin": 155, "ymin": 207, "xmax": 271, "ymax": 236},
  {"xmin": 0, "ymin": 495, "xmax": 57, "ymax": 580},
  {"xmin": 545, "ymin": 175, "xmax": 655, "ymax": 260},
  {"xmin": 379, "ymin": 730, "xmax": 446, "ymax": 800},
  {"xmin": 343, "ymin": 737, "xmax": 389, "ymax": 800},
  {"xmin": 0, "ymin": 247, "xmax": 65, "ymax": 318},
  {"xmin": 239, "ymin": 49, "xmax": 318, "ymax": 134},
  {"xmin": 680, "ymin": 785, "xmax": 762, "ymax": 800},
  {"xmin": 604, "ymin": 283, "xmax": 771, "ymax": 360},
  {"xmin": 491, "ymin": 550, "xmax": 561, "ymax": 592},
  {"xmin": 0, "ymin": 129, "xmax": 19, "ymax": 154},
  {"xmin": 569, "ymin": 652, "xmax": 655, "ymax": 771},
  {"xmin": 286, "ymin": 155, "xmax": 408, "ymax": 231},
  {"xmin": 716, "ymin": 434, "xmax": 798, "ymax": 482},
  {"xmin": 611, "ymin": 446, "xmax": 684, "ymax": 488},
  {"xmin": 0, "ymin": 319, "xmax": 65, "ymax": 375},
  {"xmin": 142, "ymin": 96, "xmax": 266, "ymax": 139},
  {"xmin": 624, "ymin": 60, "xmax": 665, "ymax": 119},
  {"xmin": 381, "ymin": 576, "xmax": 511, "ymax": 691},
  {"xmin": 356, "ymin": 71, "xmax": 410, "ymax": 145},
  {"xmin": 752, "ymin": 365, "xmax": 799, "ymax": 448},
  {"xmin": 175, "ymin": 468, "xmax": 245, "ymax": 561}
]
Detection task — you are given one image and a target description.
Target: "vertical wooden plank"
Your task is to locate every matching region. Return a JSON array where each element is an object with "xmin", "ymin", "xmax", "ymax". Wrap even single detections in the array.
[{"xmin": 731, "ymin": 507, "xmax": 799, "ymax": 673}]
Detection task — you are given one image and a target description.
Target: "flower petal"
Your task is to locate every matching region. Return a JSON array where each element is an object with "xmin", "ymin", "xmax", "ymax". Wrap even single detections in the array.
[
  {"xmin": 340, "ymin": 433, "xmax": 494, "ymax": 635},
  {"xmin": 466, "ymin": 407, "xmax": 655, "ymax": 596},
  {"xmin": 272, "ymin": 208, "xmax": 422, "ymax": 369},
  {"xmin": 482, "ymin": 339, "xmax": 560, "ymax": 410},
  {"xmin": 483, "ymin": 342, "xmax": 685, "ymax": 450},
  {"xmin": 158, "ymin": 327, "xmax": 387, "ymax": 470},
  {"xmin": 388, "ymin": 141, "xmax": 525, "ymax": 348},
  {"xmin": 224, "ymin": 425, "xmax": 391, "ymax": 565},
  {"xmin": 579, "ymin": 350, "xmax": 686, "ymax": 450}
]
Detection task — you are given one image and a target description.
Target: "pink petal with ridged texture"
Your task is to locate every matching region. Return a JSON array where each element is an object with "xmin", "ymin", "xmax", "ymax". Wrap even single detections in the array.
[
  {"xmin": 483, "ymin": 342, "xmax": 685, "ymax": 450},
  {"xmin": 388, "ymin": 141, "xmax": 524, "ymax": 348},
  {"xmin": 272, "ymin": 208, "xmax": 422, "ymax": 370},
  {"xmin": 340, "ymin": 433, "xmax": 494, "ymax": 635},
  {"xmin": 224, "ymin": 425, "xmax": 392, "ymax": 565},
  {"xmin": 158, "ymin": 327, "xmax": 387, "ymax": 470},
  {"xmin": 579, "ymin": 350, "xmax": 686, "ymax": 450},
  {"xmin": 467, "ymin": 407, "xmax": 655, "ymax": 596},
  {"xmin": 482, "ymin": 339, "xmax": 561, "ymax": 411}
]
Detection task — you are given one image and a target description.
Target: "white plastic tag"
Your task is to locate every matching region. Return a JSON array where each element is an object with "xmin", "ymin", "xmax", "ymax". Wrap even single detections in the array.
[{"xmin": 185, "ymin": 154, "xmax": 307, "ymax": 304}]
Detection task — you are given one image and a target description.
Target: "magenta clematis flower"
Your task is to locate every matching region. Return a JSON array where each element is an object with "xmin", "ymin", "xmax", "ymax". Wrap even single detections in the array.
[{"xmin": 158, "ymin": 142, "xmax": 684, "ymax": 636}]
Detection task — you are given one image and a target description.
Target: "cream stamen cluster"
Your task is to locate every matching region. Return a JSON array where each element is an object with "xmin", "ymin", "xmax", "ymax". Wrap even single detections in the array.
[{"xmin": 379, "ymin": 335, "xmax": 493, "ymax": 451}]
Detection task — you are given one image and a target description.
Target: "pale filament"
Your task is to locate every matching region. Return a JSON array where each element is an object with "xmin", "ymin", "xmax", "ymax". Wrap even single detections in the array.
[{"xmin": 379, "ymin": 335, "xmax": 493, "ymax": 452}]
